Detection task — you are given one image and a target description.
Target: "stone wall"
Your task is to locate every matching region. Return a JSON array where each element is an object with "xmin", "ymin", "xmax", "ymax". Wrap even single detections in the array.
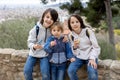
[{"xmin": 0, "ymin": 48, "xmax": 120, "ymax": 80}]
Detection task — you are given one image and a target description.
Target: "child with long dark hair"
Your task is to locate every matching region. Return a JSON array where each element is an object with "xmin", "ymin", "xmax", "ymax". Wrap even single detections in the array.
[
  {"xmin": 24, "ymin": 8, "xmax": 58, "ymax": 80},
  {"xmin": 67, "ymin": 14, "xmax": 100, "ymax": 80}
]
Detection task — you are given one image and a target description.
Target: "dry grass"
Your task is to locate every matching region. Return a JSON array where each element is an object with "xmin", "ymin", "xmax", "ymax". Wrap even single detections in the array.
[{"xmin": 96, "ymin": 31, "xmax": 120, "ymax": 60}]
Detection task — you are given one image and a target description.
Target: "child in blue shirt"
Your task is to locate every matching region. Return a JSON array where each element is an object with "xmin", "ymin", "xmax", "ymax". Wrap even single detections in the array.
[{"xmin": 44, "ymin": 21, "xmax": 74, "ymax": 80}]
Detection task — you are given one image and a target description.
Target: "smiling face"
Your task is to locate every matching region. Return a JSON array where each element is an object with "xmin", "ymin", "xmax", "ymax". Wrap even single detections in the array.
[
  {"xmin": 43, "ymin": 12, "xmax": 54, "ymax": 28},
  {"xmin": 70, "ymin": 16, "xmax": 81, "ymax": 34}
]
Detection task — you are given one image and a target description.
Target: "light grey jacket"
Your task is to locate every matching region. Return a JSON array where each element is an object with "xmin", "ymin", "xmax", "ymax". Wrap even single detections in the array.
[
  {"xmin": 68, "ymin": 28, "xmax": 100, "ymax": 61},
  {"xmin": 27, "ymin": 22, "xmax": 51, "ymax": 58}
]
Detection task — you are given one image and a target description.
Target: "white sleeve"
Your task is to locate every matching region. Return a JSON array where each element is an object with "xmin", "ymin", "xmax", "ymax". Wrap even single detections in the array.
[
  {"xmin": 88, "ymin": 29, "xmax": 101, "ymax": 60},
  {"xmin": 27, "ymin": 27, "xmax": 36, "ymax": 51}
]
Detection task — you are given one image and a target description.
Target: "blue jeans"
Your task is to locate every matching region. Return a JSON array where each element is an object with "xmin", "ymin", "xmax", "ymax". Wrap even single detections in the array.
[
  {"xmin": 50, "ymin": 62, "xmax": 66, "ymax": 80},
  {"xmin": 67, "ymin": 58, "xmax": 98, "ymax": 80},
  {"xmin": 24, "ymin": 55, "xmax": 50, "ymax": 80}
]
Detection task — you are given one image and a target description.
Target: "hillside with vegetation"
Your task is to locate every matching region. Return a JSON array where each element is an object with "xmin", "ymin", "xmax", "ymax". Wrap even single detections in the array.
[{"xmin": 0, "ymin": 4, "xmax": 120, "ymax": 60}]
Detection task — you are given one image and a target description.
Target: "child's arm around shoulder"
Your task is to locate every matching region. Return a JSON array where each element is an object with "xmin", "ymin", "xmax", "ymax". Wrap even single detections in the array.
[
  {"xmin": 65, "ymin": 42, "xmax": 75, "ymax": 60},
  {"xmin": 44, "ymin": 36, "xmax": 54, "ymax": 53}
]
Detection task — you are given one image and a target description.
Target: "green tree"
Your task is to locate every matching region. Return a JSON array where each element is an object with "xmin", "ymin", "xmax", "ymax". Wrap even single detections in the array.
[
  {"xmin": 41, "ymin": 0, "xmax": 48, "ymax": 4},
  {"xmin": 86, "ymin": 0, "xmax": 119, "ymax": 27},
  {"xmin": 86, "ymin": 0, "xmax": 106, "ymax": 27},
  {"xmin": 59, "ymin": 0, "xmax": 119, "ymax": 28},
  {"xmin": 60, "ymin": 0, "xmax": 84, "ymax": 15},
  {"xmin": 104, "ymin": 0, "xmax": 116, "ymax": 59}
]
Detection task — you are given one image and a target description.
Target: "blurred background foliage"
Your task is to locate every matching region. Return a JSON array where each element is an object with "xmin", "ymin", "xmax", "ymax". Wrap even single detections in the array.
[
  {"xmin": 0, "ymin": 16, "xmax": 120, "ymax": 60},
  {"xmin": 0, "ymin": 0, "xmax": 120, "ymax": 60},
  {"xmin": 0, "ymin": 17, "xmax": 38, "ymax": 50}
]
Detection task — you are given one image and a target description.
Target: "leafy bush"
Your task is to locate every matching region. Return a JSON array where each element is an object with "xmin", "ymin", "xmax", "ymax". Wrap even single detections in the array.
[
  {"xmin": 0, "ymin": 17, "xmax": 37, "ymax": 49},
  {"xmin": 114, "ymin": 29, "xmax": 120, "ymax": 36},
  {"xmin": 98, "ymin": 39, "xmax": 116, "ymax": 60},
  {"xmin": 115, "ymin": 43, "xmax": 120, "ymax": 60}
]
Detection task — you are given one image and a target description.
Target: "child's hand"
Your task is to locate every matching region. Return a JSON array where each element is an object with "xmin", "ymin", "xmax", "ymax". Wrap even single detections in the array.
[
  {"xmin": 73, "ymin": 39, "xmax": 80, "ymax": 49},
  {"xmin": 88, "ymin": 59, "xmax": 97, "ymax": 69},
  {"xmin": 33, "ymin": 44, "xmax": 43, "ymax": 50},
  {"xmin": 70, "ymin": 58, "xmax": 76, "ymax": 62},
  {"xmin": 62, "ymin": 35, "xmax": 68, "ymax": 42},
  {"xmin": 50, "ymin": 40, "xmax": 56, "ymax": 47}
]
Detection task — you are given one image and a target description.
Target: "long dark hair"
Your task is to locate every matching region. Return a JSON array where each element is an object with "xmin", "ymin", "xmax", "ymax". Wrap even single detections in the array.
[
  {"xmin": 40, "ymin": 8, "xmax": 58, "ymax": 25},
  {"xmin": 68, "ymin": 14, "xmax": 86, "ymax": 31}
]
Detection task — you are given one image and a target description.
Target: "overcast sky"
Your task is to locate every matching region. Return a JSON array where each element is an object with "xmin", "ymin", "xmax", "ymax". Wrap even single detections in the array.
[
  {"xmin": 0, "ymin": 0, "xmax": 89, "ymax": 5},
  {"xmin": 0, "ymin": 0, "xmax": 40, "ymax": 5}
]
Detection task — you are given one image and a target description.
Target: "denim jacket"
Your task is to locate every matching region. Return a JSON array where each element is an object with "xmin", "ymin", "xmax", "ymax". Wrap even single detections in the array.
[{"xmin": 44, "ymin": 36, "xmax": 74, "ymax": 64}]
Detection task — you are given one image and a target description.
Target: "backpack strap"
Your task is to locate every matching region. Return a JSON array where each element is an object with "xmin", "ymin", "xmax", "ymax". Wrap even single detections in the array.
[
  {"xmin": 35, "ymin": 24, "xmax": 47, "ymax": 42},
  {"xmin": 86, "ymin": 29, "xmax": 90, "ymax": 38},
  {"xmin": 44, "ymin": 28, "xmax": 47, "ymax": 42},
  {"xmin": 69, "ymin": 33, "xmax": 74, "ymax": 41},
  {"xmin": 36, "ymin": 25, "xmax": 39, "ymax": 39}
]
